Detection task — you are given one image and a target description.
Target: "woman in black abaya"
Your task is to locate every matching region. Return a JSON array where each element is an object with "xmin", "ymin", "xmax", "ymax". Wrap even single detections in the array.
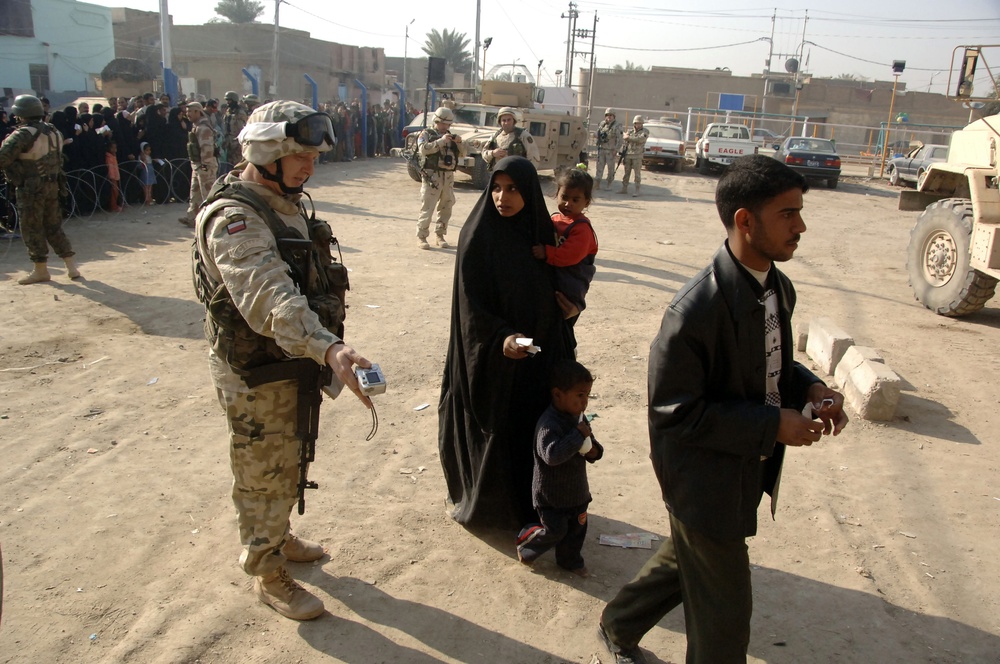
[{"xmin": 438, "ymin": 156, "xmax": 575, "ymax": 530}]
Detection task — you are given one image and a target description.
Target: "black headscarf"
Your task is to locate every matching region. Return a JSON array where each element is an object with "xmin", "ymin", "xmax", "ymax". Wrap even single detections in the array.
[{"xmin": 438, "ymin": 156, "xmax": 573, "ymax": 529}]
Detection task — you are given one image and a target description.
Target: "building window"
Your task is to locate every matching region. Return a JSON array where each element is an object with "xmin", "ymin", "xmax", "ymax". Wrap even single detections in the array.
[
  {"xmin": 0, "ymin": 0, "xmax": 35, "ymax": 37},
  {"xmin": 29, "ymin": 64, "xmax": 50, "ymax": 93}
]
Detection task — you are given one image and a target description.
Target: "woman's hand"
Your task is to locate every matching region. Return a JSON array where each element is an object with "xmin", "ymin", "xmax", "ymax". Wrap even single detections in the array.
[{"xmin": 502, "ymin": 334, "xmax": 530, "ymax": 360}]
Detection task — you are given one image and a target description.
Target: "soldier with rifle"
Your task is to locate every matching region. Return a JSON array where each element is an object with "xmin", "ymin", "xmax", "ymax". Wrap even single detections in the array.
[{"xmin": 192, "ymin": 100, "xmax": 376, "ymax": 621}]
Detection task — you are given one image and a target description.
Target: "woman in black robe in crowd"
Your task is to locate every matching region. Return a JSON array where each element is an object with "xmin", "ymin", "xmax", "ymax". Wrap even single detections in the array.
[
  {"xmin": 438, "ymin": 156, "xmax": 575, "ymax": 530},
  {"xmin": 163, "ymin": 106, "xmax": 190, "ymax": 161}
]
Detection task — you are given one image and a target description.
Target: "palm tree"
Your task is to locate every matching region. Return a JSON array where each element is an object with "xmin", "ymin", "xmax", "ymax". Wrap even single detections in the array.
[
  {"xmin": 613, "ymin": 61, "xmax": 645, "ymax": 72},
  {"xmin": 214, "ymin": 0, "xmax": 264, "ymax": 23},
  {"xmin": 422, "ymin": 28, "xmax": 472, "ymax": 74}
]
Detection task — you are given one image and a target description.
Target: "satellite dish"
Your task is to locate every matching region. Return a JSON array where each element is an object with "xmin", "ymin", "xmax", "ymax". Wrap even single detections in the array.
[
  {"xmin": 962, "ymin": 101, "xmax": 986, "ymax": 109},
  {"xmin": 785, "ymin": 58, "xmax": 799, "ymax": 74}
]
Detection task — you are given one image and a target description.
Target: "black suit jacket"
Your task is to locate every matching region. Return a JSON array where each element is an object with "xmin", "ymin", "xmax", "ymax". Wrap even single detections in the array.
[{"xmin": 648, "ymin": 242, "xmax": 821, "ymax": 540}]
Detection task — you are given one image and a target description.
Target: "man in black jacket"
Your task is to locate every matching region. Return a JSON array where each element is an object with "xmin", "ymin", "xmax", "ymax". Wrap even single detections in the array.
[{"xmin": 598, "ymin": 154, "xmax": 849, "ymax": 664}]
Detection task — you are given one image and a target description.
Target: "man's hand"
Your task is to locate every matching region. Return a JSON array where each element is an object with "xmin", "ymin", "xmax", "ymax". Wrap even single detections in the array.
[
  {"xmin": 324, "ymin": 343, "xmax": 373, "ymax": 409},
  {"xmin": 493, "ymin": 148, "xmax": 508, "ymax": 160},
  {"xmin": 776, "ymin": 409, "xmax": 824, "ymax": 446},
  {"xmin": 531, "ymin": 244, "xmax": 547, "ymax": 260},
  {"xmin": 502, "ymin": 333, "xmax": 530, "ymax": 360},
  {"xmin": 806, "ymin": 383, "xmax": 849, "ymax": 436}
]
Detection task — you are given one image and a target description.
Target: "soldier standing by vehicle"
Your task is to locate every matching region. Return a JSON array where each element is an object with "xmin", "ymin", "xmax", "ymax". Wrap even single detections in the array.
[
  {"xmin": 594, "ymin": 108, "xmax": 623, "ymax": 190},
  {"xmin": 223, "ymin": 91, "xmax": 248, "ymax": 168},
  {"xmin": 415, "ymin": 106, "xmax": 466, "ymax": 250},
  {"xmin": 482, "ymin": 107, "xmax": 539, "ymax": 168},
  {"xmin": 620, "ymin": 116, "xmax": 649, "ymax": 197},
  {"xmin": 0, "ymin": 94, "xmax": 81, "ymax": 285},
  {"xmin": 178, "ymin": 102, "xmax": 218, "ymax": 228},
  {"xmin": 192, "ymin": 100, "xmax": 375, "ymax": 621}
]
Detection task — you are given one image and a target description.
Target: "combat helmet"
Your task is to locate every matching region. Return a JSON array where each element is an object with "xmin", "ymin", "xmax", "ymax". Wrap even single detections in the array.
[
  {"xmin": 604, "ymin": 107, "xmax": 616, "ymax": 117},
  {"xmin": 238, "ymin": 100, "xmax": 335, "ymax": 194},
  {"xmin": 11, "ymin": 94, "xmax": 45, "ymax": 121},
  {"xmin": 243, "ymin": 94, "xmax": 260, "ymax": 112},
  {"xmin": 224, "ymin": 90, "xmax": 240, "ymax": 104},
  {"xmin": 632, "ymin": 115, "xmax": 645, "ymax": 124},
  {"xmin": 498, "ymin": 107, "xmax": 517, "ymax": 122},
  {"xmin": 432, "ymin": 106, "xmax": 455, "ymax": 124}
]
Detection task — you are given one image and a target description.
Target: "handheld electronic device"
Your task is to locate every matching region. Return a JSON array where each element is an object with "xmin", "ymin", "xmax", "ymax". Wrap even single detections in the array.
[{"xmin": 355, "ymin": 363, "xmax": 387, "ymax": 396}]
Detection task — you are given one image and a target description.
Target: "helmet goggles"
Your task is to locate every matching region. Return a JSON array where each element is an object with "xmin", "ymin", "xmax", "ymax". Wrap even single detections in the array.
[{"xmin": 286, "ymin": 112, "xmax": 336, "ymax": 148}]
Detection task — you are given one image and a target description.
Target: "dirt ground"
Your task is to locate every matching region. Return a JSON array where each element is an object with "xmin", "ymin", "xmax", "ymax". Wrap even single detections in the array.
[{"xmin": 1, "ymin": 157, "xmax": 999, "ymax": 664}]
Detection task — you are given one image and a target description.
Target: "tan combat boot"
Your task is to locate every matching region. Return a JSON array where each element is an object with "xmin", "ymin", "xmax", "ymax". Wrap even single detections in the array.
[
  {"xmin": 435, "ymin": 235, "xmax": 450, "ymax": 249},
  {"xmin": 633, "ymin": 184, "xmax": 641, "ymax": 197},
  {"xmin": 64, "ymin": 256, "xmax": 81, "ymax": 279},
  {"xmin": 417, "ymin": 238, "xmax": 430, "ymax": 250},
  {"xmin": 619, "ymin": 184, "xmax": 628, "ymax": 194},
  {"xmin": 18, "ymin": 263, "xmax": 50, "ymax": 285},
  {"xmin": 282, "ymin": 533, "xmax": 325, "ymax": 562},
  {"xmin": 254, "ymin": 567, "xmax": 325, "ymax": 620}
]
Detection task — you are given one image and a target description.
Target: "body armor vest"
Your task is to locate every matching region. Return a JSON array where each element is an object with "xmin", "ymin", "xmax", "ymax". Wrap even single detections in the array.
[
  {"xmin": 4, "ymin": 122, "xmax": 62, "ymax": 186},
  {"xmin": 192, "ymin": 181, "xmax": 349, "ymax": 379},
  {"xmin": 489, "ymin": 127, "xmax": 527, "ymax": 159},
  {"xmin": 418, "ymin": 128, "xmax": 459, "ymax": 172}
]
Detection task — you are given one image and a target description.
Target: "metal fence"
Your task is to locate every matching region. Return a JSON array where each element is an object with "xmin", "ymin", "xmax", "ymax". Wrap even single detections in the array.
[{"xmin": 1, "ymin": 158, "xmax": 235, "ymax": 235}]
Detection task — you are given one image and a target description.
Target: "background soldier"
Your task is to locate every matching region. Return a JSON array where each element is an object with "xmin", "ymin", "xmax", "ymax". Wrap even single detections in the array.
[
  {"xmin": 0, "ymin": 94, "xmax": 80, "ymax": 285},
  {"xmin": 415, "ymin": 106, "xmax": 466, "ymax": 250},
  {"xmin": 178, "ymin": 102, "xmax": 218, "ymax": 228},
  {"xmin": 192, "ymin": 100, "xmax": 374, "ymax": 621},
  {"xmin": 222, "ymin": 91, "xmax": 248, "ymax": 168},
  {"xmin": 243, "ymin": 94, "xmax": 261, "ymax": 115},
  {"xmin": 595, "ymin": 108, "xmax": 624, "ymax": 190},
  {"xmin": 620, "ymin": 116, "xmax": 649, "ymax": 197},
  {"xmin": 481, "ymin": 107, "xmax": 539, "ymax": 168}
]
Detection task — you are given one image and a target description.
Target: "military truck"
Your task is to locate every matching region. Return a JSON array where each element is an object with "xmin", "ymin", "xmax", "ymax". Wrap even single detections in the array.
[
  {"xmin": 400, "ymin": 80, "xmax": 588, "ymax": 189},
  {"xmin": 899, "ymin": 45, "xmax": 1000, "ymax": 317}
]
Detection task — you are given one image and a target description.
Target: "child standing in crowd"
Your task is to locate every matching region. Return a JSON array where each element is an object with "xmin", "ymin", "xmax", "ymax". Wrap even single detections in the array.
[
  {"xmin": 531, "ymin": 167, "xmax": 598, "ymax": 322},
  {"xmin": 516, "ymin": 360, "xmax": 603, "ymax": 578},
  {"xmin": 139, "ymin": 141, "xmax": 155, "ymax": 206},
  {"xmin": 105, "ymin": 140, "xmax": 121, "ymax": 212}
]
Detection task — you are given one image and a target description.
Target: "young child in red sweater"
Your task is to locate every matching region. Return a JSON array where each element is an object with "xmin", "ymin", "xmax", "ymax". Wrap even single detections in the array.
[{"xmin": 532, "ymin": 167, "xmax": 598, "ymax": 323}]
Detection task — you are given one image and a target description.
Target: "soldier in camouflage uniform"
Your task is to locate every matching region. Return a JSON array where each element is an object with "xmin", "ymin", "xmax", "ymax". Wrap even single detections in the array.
[
  {"xmin": 416, "ymin": 106, "xmax": 466, "ymax": 250},
  {"xmin": 0, "ymin": 94, "xmax": 81, "ymax": 285},
  {"xmin": 481, "ymin": 107, "xmax": 539, "ymax": 168},
  {"xmin": 620, "ymin": 116, "xmax": 650, "ymax": 197},
  {"xmin": 192, "ymin": 100, "xmax": 375, "ymax": 621},
  {"xmin": 178, "ymin": 102, "xmax": 219, "ymax": 227},
  {"xmin": 222, "ymin": 91, "xmax": 248, "ymax": 167},
  {"xmin": 594, "ymin": 108, "xmax": 624, "ymax": 190},
  {"xmin": 243, "ymin": 94, "xmax": 260, "ymax": 115}
]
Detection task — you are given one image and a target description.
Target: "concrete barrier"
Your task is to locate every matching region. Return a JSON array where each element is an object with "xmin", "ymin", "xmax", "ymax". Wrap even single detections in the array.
[
  {"xmin": 843, "ymin": 359, "xmax": 902, "ymax": 421},
  {"xmin": 806, "ymin": 317, "xmax": 855, "ymax": 376},
  {"xmin": 834, "ymin": 345, "xmax": 884, "ymax": 388}
]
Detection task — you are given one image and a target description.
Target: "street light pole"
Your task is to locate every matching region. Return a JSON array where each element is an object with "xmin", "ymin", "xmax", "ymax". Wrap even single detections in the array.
[
  {"xmin": 555, "ymin": 69, "xmax": 563, "ymax": 87},
  {"xmin": 536, "ymin": 59, "xmax": 543, "ymax": 86},
  {"xmin": 482, "ymin": 38, "xmax": 492, "ymax": 86},
  {"xmin": 271, "ymin": 0, "xmax": 282, "ymax": 98},
  {"xmin": 403, "ymin": 19, "xmax": 414, "ymax": 99},
  {"xmin": 879, "ymin": 60, "xmax": 906, "ymax": 179}
]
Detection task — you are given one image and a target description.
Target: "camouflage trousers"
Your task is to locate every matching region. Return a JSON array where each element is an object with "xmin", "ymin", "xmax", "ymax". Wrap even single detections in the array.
[
  {"xmin": 622, "ymin": 156, "xmax": 643, "ymax": 187},
  {"xmin": 186, "ymin": 159, "xmax": 218, "ymax": 219},
  {"xmin": 16, "ymin": 182, "xmax": 74, "ymax": 263},
  {"xmin": 217, "ymin": 382, "xmax": 302, "ymax": 577},
  {"xmin": 595, "ymin": 148, "xmax": 617, "ymax": 184},
  {"xmin": 417, "ymin": 170, "xmax": 455, "ymax": 240}
]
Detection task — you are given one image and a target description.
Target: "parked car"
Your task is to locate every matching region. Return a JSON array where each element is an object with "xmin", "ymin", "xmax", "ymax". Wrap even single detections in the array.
[
  {"xmin": 694, "ymin": 123, "xmax": 757, "ymax": 174},
  {"xmin": 642, "ymin": 120, "xmax": 686, "ymax": 171},
  {"xmin": 752, "ymin": 127, "xmax": 784, "ymax": 148},
  {"xmin": 773, "ymin": 137, "xmax": 842, "ymax": 189},
  {"xmin": 886, "ymin": 143, "xmax": 948, "ymax": 187}
]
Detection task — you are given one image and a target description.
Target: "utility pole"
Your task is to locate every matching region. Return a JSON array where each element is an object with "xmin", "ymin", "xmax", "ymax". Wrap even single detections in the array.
[
  {"xmin": 569, "ymin": 10, "xmax": 592, "ymax": 93},
  {"xmin": 561, "ymin": 2, "xmax": 578, "ymax": 88},
  {"xmin": 761, "ymin": 11, "xmax": 775, "ymax": 115},
  {"xmin": 473, "ymin": 0, "xmax": 481, "ymax": 92},
  {"xmin": 584, "ymin": 12, "xmax": 598, "ymax": 125},
  {"xmin": 403, "ymin": 19, "xmax": 414, "ymax": 98},
  {"xmin": 158, "ymin": 0, "xmax": 176, "ymax": 102},
  {"xmin": 790, "ymin": 10, "xmax": 809, "ymax": 128},
  {"xmin": 271, "ymin": 0, "xmax": 282, "ymax": 98}
]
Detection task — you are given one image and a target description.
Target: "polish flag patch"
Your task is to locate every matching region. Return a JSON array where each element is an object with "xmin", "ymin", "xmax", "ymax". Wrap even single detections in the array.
[{"xmin": 226, "ymin": 220, "xmax": 247, "ymax": 235}]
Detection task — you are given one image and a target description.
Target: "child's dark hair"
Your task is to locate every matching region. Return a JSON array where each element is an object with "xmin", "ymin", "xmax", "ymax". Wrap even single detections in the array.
[
  {"xmin": 550, "ymin": 359, "xmax": 594, "ymax": 391},
  {"xmin": 555, "ymin": 167, "xmax": 594, "ymax": 202}
]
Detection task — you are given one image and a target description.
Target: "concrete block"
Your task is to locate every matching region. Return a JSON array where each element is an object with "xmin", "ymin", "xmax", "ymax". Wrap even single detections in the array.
[
  {"xmin": 843, "ymin": 359, "xmax": 902, "ymax": 421},
  {"xmin": 833, "ymin": 345, "xmax": 883, "ymax": 389},
  {"xmin": 806, "ymin": 317, "xmax": 855, "ymax": 376},
  {"xmin": 795, "ymin": 321, "xmax": 809, "ymax": 352}
]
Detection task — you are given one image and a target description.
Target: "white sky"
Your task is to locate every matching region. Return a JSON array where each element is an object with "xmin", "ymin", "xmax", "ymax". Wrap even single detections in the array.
[{"xmin": 86, "ymin": 0, "xmax": 1000, "ymax": 96}]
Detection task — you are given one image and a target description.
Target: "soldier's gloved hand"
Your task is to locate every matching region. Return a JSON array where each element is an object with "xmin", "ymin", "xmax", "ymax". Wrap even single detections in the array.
[{"xmin": 325, "ymin": 342, "xmax": 374, "ymax": 409}]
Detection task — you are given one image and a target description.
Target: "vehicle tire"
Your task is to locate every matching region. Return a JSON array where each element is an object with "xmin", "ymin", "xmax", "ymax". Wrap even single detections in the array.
[
  {"xmin": 826, "ymin": 177, "xmax": 838, "ymax": 189},
  {"xmin": 698, "ymin": 157, "xmax": 711, "ymax": 175},
  {"xmin": 906, "ymin": 198, "xmax": 998, "ymax": 317},
  {"xmin": 888, "ymin": 165, "xmax": 900, "ymax": 186},
  {"xmin": 470, "ymin": 154, "xmax": 490, "ymax": 190},
  {"xmin": 916, "ymin": 169, "xmax": 927, "ymax": 190}
]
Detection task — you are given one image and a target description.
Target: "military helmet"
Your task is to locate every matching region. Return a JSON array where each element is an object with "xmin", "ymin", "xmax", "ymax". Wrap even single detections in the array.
[
  {"xmin": 498, "ymin": 107, "xmax": 517, "ymax": 122},
  {"xmin": 633, "ymin": 115, "xmax": 645, "ymax": 124},
  {"xmin": 432, "ymin": 106, "xmax": 455, "ymax": 123},
  {"xmin": 224, "ymin": 91, "xmax": 240, "ymax": 103},
  {"xmin": 11, "ymin": 94, "xmax": 44, "ymax": 120},
  {"xmin": 186, "ymin": 101, "xmax": 204, "ymax": 113},
  {"xmin": 604, "ymin": 107, "xmax": 616, "ymax": 117},
  {"xmin": 243, "ymin": 93, "xmax": 260, "ymax": 106},
  {"xmin": 239, "ymin": 100, "xmax": 335, "ymax": 166}
]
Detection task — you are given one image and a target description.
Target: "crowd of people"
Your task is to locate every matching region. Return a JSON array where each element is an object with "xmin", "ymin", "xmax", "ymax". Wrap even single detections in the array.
[{"xmin": 2, "ymin": 90, "xmax": 852, "ymax": 664}]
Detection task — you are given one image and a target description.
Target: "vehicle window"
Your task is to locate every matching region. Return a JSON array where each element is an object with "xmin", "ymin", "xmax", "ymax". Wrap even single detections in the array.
[
  {"xmin": 707, "ymin": 127, "xmax": 722, "ymax": 138},
  {"xmin": 484, "ymin": 112, "xmax": 498, "ymax": 127},
  {"xmin": 529, "ymin": 121, "xmax": 547, "ymax": 137},
  {"xmin": 648, "ymin": 126, "xmax": 682, "ymax": 140},
  {"xmin": 559, "ymin": 122, "xmax": 570, "ymax": 136},
  {"xmin": 931, "ymin": 147, "xmax": 947, "ymax": 159},
  {"xmin": 454, "ymin": 109, "xmax": 479, "ymax": 125}
]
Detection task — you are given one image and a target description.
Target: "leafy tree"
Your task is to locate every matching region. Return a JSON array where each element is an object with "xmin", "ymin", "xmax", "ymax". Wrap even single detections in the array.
[
  {"xmin": 213, "ymin": 0, "xmax": 264, "ymax": 24},
  {"xmin": 613, "ymin": 61, "xmax": 645, "ymax": 72},
  {"xmin": 490, "ymin": 71, "xmax": 513, "ymax": 82},
  {"xmin": 422, "ymin": 28, "xmax": 472, "ymax": 74}
]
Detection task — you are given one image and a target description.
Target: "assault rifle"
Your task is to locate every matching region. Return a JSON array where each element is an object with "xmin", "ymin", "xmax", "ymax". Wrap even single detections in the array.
[{"xmin": 611, "ymin": 146, "xmax": 628, "ymax": 179}]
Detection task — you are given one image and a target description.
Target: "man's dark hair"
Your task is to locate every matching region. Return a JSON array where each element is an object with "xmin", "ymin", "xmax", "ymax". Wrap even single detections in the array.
[
  {"xmin": 550, "ymin": 359, "xmax": 594, "ymax": 391},
  {"xmin": 715, "ymin": 154, "xmax": 808, "ymax": 230}
]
